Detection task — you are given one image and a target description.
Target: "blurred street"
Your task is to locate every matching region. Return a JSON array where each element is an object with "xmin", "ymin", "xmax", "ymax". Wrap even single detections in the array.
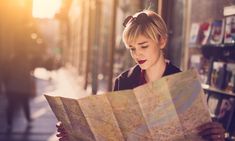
[{"xmin": 0, "ymin": 66, "xmax": 91, "ymax": 141}]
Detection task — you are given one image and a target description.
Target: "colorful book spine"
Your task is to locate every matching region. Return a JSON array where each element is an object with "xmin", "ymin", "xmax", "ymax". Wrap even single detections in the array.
[
  {"xmin": 209, "ymin": 19, "xmax": 225, "ymax": 45},
  {"xmin": 224, "ymin": 15, "xmax": 235, "ymax": 44}
]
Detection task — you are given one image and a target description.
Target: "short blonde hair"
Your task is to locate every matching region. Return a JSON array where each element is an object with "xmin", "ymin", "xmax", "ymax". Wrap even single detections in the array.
[{"xmin": 122, "ymin": 10, "xmax": 168, "ymax": 46}]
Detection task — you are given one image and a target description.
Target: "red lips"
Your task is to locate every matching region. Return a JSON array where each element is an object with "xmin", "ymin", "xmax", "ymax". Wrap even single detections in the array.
[{"xmin": 138, "ymin": 60, "xmax": 146, "ymax": 64}]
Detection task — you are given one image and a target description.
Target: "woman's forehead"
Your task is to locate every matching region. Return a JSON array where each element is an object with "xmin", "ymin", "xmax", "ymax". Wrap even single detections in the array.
[{"xmin": 128, "ymin": 35, "xmax": 151, "ymax": 44}]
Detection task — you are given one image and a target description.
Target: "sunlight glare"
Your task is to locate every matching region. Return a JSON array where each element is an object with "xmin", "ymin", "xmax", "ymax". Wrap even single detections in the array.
[{"xmin": 32, "ymin": 0, "xmax": 62, "ymax": 19}]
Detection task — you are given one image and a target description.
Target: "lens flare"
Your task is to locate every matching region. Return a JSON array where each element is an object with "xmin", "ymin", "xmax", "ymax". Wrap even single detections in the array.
[{"xmin": 32, "ymin": 0, "xmax": 62, "ymax": 19}]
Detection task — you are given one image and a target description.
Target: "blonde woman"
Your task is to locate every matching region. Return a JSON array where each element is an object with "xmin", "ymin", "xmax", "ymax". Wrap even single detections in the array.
[{"xmin": 56, "ymin": 10, "xmax": 225, "ymax": 141}]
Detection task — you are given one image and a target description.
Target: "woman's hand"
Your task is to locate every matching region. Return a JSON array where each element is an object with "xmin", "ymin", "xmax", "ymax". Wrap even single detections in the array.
[
  {"xmin": 197, "ymin": 121, "xmax": 225, "ymax": 141},
  {"xmin": 56, "ymin": 121, "xmax": 69, "ymax": 141}
]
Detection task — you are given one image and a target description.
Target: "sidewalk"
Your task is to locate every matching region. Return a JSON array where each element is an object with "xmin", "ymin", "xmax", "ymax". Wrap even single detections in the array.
[{"xmin": 0, "ymin": 66, "xmax": 90, "ymax": 141}]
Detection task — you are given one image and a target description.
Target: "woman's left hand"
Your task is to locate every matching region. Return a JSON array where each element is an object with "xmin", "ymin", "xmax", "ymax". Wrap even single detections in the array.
[{"xmin": 197, "ymin": 121, "xmax": 225, "ymax": 141}]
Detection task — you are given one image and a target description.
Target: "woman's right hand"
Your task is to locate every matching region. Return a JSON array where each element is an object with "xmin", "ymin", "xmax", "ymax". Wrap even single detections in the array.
[{"xmin": 56, "ymin": 121, "xmax": 69, "ymax": 141}]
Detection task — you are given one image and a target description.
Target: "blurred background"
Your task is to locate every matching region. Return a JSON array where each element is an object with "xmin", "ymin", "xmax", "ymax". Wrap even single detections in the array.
[{"xmin": 0, "ymin": 0, "xmax": 235, "ymax": 141}]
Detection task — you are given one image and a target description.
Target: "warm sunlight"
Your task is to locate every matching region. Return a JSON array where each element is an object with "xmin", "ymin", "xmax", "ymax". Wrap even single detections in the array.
[{"xmin": 32, "ymin": 0, "xmax": 62, "ymax": 19}]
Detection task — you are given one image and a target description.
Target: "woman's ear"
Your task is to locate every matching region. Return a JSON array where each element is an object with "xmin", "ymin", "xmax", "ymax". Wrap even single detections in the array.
[{"xmin": 158, "ymin": 37, "xmax": 167, "ymax": 49}]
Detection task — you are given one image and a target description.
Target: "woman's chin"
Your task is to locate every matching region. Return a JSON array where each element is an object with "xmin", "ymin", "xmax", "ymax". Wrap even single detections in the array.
[{"xmin": 139, "ymin": 64, "xmax": 148, "ymax": 70}]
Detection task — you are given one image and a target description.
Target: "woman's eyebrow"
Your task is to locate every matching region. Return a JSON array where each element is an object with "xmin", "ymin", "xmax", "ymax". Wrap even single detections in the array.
[{"xmin": 137, "ymin": 41, "xmax": 148, "ymax": 45}]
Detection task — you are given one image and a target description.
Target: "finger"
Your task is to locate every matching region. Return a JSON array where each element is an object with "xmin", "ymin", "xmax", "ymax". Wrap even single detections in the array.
[
  {"xmin": 197, "ymin": 122, "xmax": 218, "ymax": 129},
  {"xmin": 56, "ymin": 132, "xmax": 63, "ymax": 137},
  {"xmin": 197, "ymin": 122, "xmax": 212, "ymax": 131},
  {"xmin": 198, "ymin": 127, "xmax": 224, "ymax": 136},
  {"xmin": 203, "ymin": 134, "xmax": 225, "ymax": 141},
  {"xmin": 56, "ymin": 122, "xmax": 67, "ymax": 133},
  {"xmin": 56, "ymin": 121, "xmax": 63, "ymax": 128},
  {"xmin": 56, "ymin": 132, "xmax": 68, "ymax": 138},
  {"xmin": 197, "ymin": 122, "xmax": 223, "ymax": 132},
  {"xmin": 59, "ymin": 136, "xmax": 69, "ymax": 141},
  {"xmin": 57, "ymin": 131, "xmax": 68, "ymax": 137},
  {"xmin": 59, "ymin": 137, "xmax": 69, "ymax": 141},
  {"xmin": 57, "ymin": 127, "xmax": 66, "ymax": 132}
]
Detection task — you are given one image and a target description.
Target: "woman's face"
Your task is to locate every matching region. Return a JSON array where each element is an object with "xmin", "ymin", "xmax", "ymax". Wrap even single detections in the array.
[{"xmin": 127, "ymin": 35, "xmax": 165, "ymax": 70}]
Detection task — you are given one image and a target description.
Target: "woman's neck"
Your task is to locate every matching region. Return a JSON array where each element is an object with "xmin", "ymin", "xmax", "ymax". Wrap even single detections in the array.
[{"xmin": 145, "ymin": 55, "xmax": 166, "ymax": 82}]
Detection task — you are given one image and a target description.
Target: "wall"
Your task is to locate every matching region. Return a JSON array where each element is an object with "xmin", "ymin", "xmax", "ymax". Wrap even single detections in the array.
[{"xmin": 190, "ymin": 0, "xmax": 233, "ymax": 23}]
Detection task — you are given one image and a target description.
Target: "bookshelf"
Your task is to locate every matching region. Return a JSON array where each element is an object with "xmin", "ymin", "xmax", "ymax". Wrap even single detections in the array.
[
  {"xmin": 200, "ymin": 44, "xmax": 235, "ymax": 137},
  {"xmin": 185, "ymin": 2, "xmax": 235, "ymax": 138},
  {"xmin": 201, "ymin": 44, "xmax": 235, "ymax": 61},
  {"xmin": 201, "ymin": 44, "xmax": 235, "ymax": 85},
  {"xmin": 202, "ymin": 83, "xmax": 235, "ymax": 135},
  {"xmin": 202, "ymin": 84, "xmax": 235, "ymax": 98}
]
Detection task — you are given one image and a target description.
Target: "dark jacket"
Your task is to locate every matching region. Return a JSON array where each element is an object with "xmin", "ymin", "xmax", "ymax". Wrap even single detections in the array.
[{"xmin": 113, "ymin": 62, "xmax": 181, "ymax": 91}]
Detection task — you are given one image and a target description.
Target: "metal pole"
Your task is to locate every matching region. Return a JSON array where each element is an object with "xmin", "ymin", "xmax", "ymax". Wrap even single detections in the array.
[{"xmin": 108, "ymin": 0, "xmax": 117, "ymax": 91}]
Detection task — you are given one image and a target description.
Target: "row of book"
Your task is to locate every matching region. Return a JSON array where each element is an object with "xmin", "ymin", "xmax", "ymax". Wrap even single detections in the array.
[
  {"xmin": 189, "ymin": 54, "xmax": 235, "ymax": 92},
  {"xmin": 189, "ymin": 15, "xmax": 235, "ymax": 46}
]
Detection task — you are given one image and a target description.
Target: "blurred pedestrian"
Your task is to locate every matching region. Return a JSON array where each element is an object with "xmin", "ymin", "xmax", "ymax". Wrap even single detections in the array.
[{"xmin": 5, "ymin": 48, "xmax": 35, "ymax": 129}]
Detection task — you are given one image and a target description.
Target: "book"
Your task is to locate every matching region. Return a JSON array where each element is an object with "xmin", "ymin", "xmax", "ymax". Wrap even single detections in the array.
[
  {"xmin": 209, "ymin": 19, "xmax": 225, "ymax": 45},
  {"xmin": 198, "ymin": 22, "xmax": 211, "ymax": 45},
  {"xmin": 45, "ymin": 70, "xmax": 211, "ymax": 141},
  {"xmin": 224, "ymin": 15, "xmax": 235, "ymax": 44},
  {"xmin": 215, "ymin": 63, "xmax": 228, "ymax": 89},
  {"xmin": 189, "ymin": 23, "xmax": 200, "ymax": 45},
  {"xmin": 190, "ymin": 54, "xmax": 203, "ymax": 70}
]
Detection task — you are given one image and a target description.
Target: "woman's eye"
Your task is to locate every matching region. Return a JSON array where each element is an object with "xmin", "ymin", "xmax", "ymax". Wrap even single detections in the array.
[
  {"xmin": 141, "ymin": 46, "xmax": 148, "ymax": 49},
  {"xmin": 130, "ymin": 48, "xmax": 136, "ymax": 51}
]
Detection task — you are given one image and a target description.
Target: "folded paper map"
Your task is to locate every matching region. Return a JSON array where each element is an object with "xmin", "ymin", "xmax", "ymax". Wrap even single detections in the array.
[{"xmin": 45, "ymin": 70, "xmax": 211, "ymax": 141}]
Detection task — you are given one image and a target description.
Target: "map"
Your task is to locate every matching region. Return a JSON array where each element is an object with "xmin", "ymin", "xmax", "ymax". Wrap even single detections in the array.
[{"xmin": 45, "ymin": 70, "xmax": 211, "ymax": 141}]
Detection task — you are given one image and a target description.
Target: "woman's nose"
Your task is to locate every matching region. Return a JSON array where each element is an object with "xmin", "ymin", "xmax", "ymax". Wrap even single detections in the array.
[{"xmin": 135, "ymin": 49, "xmax": 143, "ymax": 57}]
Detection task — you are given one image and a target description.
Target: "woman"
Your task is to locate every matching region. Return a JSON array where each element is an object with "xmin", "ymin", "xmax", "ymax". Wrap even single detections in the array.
[{"xmin": 56, "ymin": 10, "xmax": 225, "ymax": 141}]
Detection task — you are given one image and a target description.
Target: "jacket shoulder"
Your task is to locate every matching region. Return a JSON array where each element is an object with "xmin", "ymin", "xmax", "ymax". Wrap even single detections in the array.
[
  {"xmin": 120, "ymin": 65, "xmax": 140, "ymax": 78},
  {"xmin": 163, "ymin": 63, "xmax": 181, "ymax": 76},
  {"xmin": 113, "ymin": 65, "xmax": 141, "ymax": 91}
]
